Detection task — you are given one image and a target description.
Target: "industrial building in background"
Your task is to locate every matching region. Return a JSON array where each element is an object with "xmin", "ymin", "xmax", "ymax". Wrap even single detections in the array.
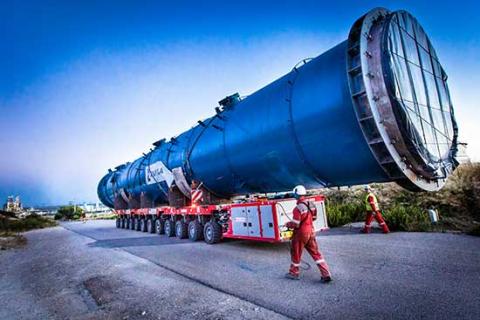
[
  {"xmin": 80, "ymin": 202, "xmax": 112, "ymax": 214},
  {"xmin": 97, "ymin": 8, "xmax": 459, "ymax": 244},
  {"xmin": 3, "ymin": 196, "xmax": 22, "ymax": 213}
]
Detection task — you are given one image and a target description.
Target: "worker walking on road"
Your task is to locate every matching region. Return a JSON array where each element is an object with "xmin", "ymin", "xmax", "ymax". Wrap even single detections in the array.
[
  {"xmin": 285, "ymin": 185, "xmax": 332, "ymax": 283},
  {"xmin": 362, "ymin": 185, "xmax": 390, "ymax": 234}
]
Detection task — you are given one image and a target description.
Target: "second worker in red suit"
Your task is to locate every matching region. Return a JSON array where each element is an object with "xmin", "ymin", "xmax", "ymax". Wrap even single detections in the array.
[
  {"xmin": 285, "ymin": 185, "xmax": 332, "ymax": 283},
  {"xmin": 362, "ymin": 185, "xmax": 390, "ymax": 234}
]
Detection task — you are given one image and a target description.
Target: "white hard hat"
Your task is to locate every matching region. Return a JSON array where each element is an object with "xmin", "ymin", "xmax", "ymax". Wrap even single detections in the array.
[
  {"xmin": 364, "ymin": 185, "xmax": 371, "ymax": 191},
  {"xmin": 293, "ymin": 185, "xmax": 307, "ymax": 196}
]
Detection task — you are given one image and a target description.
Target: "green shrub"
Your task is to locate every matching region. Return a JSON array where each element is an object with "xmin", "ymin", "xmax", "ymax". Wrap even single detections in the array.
[
  {"xmin": 326, "ymin": 197, "xmax": 432, "ymax": 231},
  {"xmin": 467, "ymin": 225, "xmax": 480, "ymax": 237},
  {"xmin": 54, "ymin": 205, "xmax": 83, "ymax": 220},
  {"xmin": 326, "ymin": 201, "xmax": 364, "ymax": 227},
  {"xmin": 382, "ymin": 205, "xmax": 431, "ymax": 232},
  {"xmin": 0, "ymin": 214, "xmax": 57, "ymax": 232},
  {"xmin": 0, "ymin": 216, "xmax": 8, "ymax": 231}
]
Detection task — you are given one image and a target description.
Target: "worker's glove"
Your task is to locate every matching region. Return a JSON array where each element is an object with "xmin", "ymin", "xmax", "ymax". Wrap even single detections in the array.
[{"xmin": 285, "ymin": 221, "xmax": 297, "ymax": 229}]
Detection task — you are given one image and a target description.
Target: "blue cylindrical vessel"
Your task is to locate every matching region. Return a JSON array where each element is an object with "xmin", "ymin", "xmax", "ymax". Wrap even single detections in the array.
[{"xmin": 98, "ymin": 8, "xmax": 458, "ymax": 208}]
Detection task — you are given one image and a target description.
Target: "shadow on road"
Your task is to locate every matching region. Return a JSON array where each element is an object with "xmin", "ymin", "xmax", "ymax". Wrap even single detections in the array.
[
  {"xmin": 317, "ymin": 227, "xmax": 389, "ymax": 237},
  {"xmin": 223, "ymin": 239, "xmax": 289, "ymax": 253},
  {"xmin": 88, "ymin": 236, "xmax": 187, "ymax": 248}
]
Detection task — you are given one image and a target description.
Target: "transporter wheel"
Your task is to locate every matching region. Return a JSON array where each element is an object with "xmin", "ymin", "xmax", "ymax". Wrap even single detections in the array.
[
  {"xmin": 121, "ymin": 218, "xmax": 126, "ymax": 229},
  {"xmin": 164, "ymin": 220, "xmax": 175, "ymax": 237},
  {"xmin": 147, "ymin": 219, "xmax": 155, "ymax": 233},
  {"xmin": 155, "ymin": 219, "xmax": 165, "ymax": 235},
  {"xmin": 142, "ymin": 218, "xmax": 148, "ymax": 232},
  {"xmin": 140, "ymin": 217, "xmax": 150, "ymax": 232},
  {"xmin": 188, "ymin": 220, "xmax": 203, "ymax": 241},
  {"xmin": 135, "ymin": 218, "xmax": 142, "ymax": 231},
  {"xmin": 130, "ymin": 218, "xmax": 135, "ymax": 230},
  {"xmin": 116, "ymin": 218, "xmax": 121, "ymax": 228},
  {"xmin": 126, "ymin": 217, "xmax": 130, "ymax": 229},
  {"xmin": 175, "ymin": 221, "xmax": 188, "ymax": 239},
  {"xmin": 203, "ymin": 221, "xmax": 222, "ymax": 244}
]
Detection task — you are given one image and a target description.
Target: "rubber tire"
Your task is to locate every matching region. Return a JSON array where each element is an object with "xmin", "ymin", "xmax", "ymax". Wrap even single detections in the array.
[
  {"xmin": 164, "ymin": 220, "xmax": 175, "ymax": 237},
  {"xmin": 130, "ymin": 218, "xmax": 135, "ymax": 230},
  {"xmin": 175, "ymin": 221, "xmax": 188, "ymax": 239},
  {"xmin": 121, "ymin": 218, "xmax": 126, "ymax": 229},
  {"xmin": 188, "ymin": 220, "xmax": 203, "ymax": 241},
  {"xmin": 203, "ymin": 221, "xmax": 222, "ymax": 244},
  {"xmin": 116, "ymin": 218, "xmax": 121, "ymax": 228},
  {"xmin": 135, "ymin": 218, "xmax": 142, "ymax": 231},
  {"xmin": 155, "ymin": 219, "xmax": 165, "ymax": 235},
  {"xmin": 139, "ymin": 218, "xmax": 147, "ymax": 232},
  {"xmin": 147, "ymin": 219, "xmax": 155, "ymax": 233},
  {"xmin": 126, "ymin": 217, "xmax": 130, "ymax": 229}
]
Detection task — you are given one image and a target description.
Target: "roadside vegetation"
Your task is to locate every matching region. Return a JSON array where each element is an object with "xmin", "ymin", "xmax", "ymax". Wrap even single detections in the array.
[
  {"xmin": 88, "ymin": 213, "xmax": 117, "ymax": 220},
  {"xmin": 54, "ymin": 205, "xmax": 84, "ymax": 220},
  {"xmin": 324, "ymin": 163, "xmax": 480, "ymax": 234},
  {"xmin": 0, "ymin": 212, "xmax": 57, "ymax": 249},
  {"xmin": 0, "ymin": 212, "xmax": 57, "ymax": 235},
  {"xmin": 54, "ymin": 205, "xmax": 115, "ymax": 220}
]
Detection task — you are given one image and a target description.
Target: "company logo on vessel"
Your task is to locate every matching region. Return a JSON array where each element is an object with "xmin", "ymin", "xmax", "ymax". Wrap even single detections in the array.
[{"xmin": 145, "ymin": 161, "xmax": 174, "ymax": 186}]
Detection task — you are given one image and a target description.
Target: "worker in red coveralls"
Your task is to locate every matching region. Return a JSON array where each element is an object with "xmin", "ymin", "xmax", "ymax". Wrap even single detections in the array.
[
  {"xmin": 285, "ymin": 185, "xmax": 332, "ymax": 283},
  {"xmin": 362, "ymin": 185, "xmax": 390, "ymax": 234}
]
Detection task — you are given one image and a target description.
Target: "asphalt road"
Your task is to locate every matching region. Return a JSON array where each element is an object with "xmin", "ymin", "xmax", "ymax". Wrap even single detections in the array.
[{"xmin": 1, "ymin": 221, "xmax": 479, "ymax": 320}]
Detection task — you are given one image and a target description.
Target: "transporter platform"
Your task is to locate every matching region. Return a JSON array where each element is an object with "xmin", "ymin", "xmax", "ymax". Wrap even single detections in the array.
[{"xmin": 114, "ymin": 195, "xmax": 328, "ymax": 244}]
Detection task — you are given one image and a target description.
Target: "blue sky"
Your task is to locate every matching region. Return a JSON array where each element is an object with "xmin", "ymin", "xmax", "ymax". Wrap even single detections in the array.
[{"xmin": 1, "ymin": 0, "xmax": 479, "ymax": 206}]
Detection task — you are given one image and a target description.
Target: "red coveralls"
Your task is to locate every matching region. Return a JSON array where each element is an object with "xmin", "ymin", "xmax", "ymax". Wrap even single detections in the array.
[
  {"xmin": 363, "ymin": 192, "xmax": 390, "ymax": 233},
  {"xmin": 286, "ymin": 198, "xmax": 331, "ymax": 278}
]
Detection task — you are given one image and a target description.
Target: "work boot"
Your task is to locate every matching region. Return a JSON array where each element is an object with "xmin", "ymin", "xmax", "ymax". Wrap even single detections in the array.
[
  {"xmin": 378, "ymin": 223, "xmax": 390, "ymax": 233},
  {"xmin": 320, "ymin": 276, "xmax": 332, "ymax": 283},
  {"xmin": 285, "ymin": 273, "xmax": 300, "ymax": 280}
]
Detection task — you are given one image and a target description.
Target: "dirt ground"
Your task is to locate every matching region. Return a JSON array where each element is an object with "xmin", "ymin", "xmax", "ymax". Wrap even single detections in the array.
[{"xmin": 0, "ymin": 234, "xmax": 27, "ymax": 250}]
